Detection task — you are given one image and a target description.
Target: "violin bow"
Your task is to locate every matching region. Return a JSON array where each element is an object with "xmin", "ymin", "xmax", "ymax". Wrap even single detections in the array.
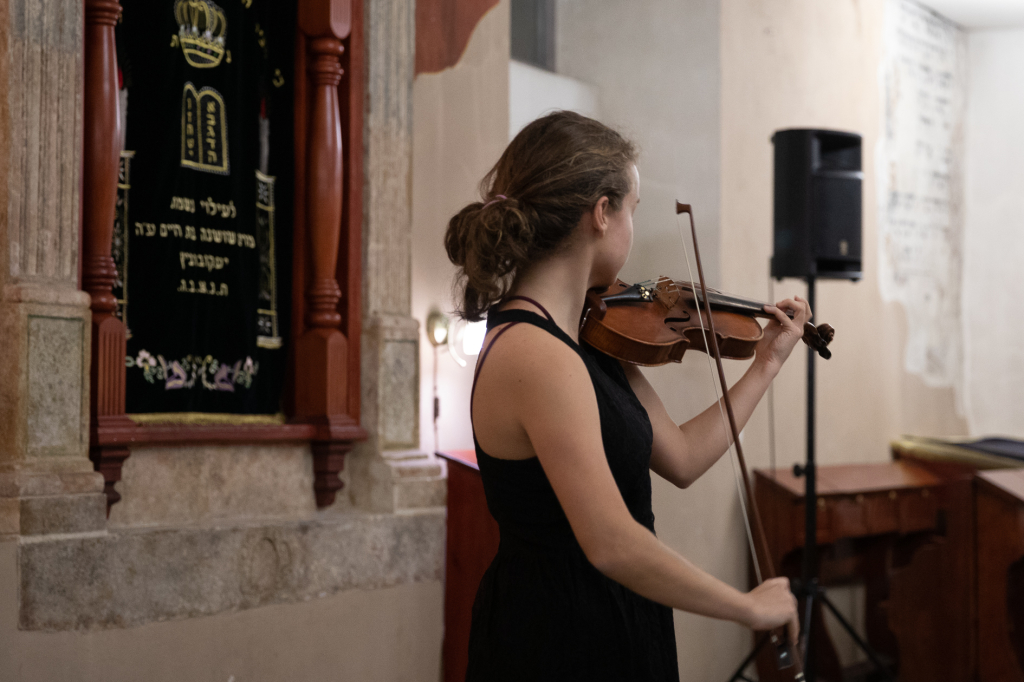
[{"xmin": 675, "ymin": 201, "xmax": 805, "ymax": 681}]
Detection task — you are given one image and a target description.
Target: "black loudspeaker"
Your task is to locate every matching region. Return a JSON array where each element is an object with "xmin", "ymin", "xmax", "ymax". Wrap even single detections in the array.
[{"xmin": 771, "ymin": 129, "xmax": 862, "ymax": 280}]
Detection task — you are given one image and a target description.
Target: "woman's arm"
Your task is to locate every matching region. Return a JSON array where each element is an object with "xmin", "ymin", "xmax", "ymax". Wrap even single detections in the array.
[
  {"xmin": 479, "ymin": 324, "xmax": 797, "ymax": 639},
  {"xmin": 627, "ymin": 297, "xmax": 812, "ymax": 488}
]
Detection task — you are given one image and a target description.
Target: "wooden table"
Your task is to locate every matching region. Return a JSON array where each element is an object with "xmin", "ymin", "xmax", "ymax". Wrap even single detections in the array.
[
  {"xmin": 437, "ymin": 450, "xmax": 500, "ymax": 682},
  {"xmin": 892, "ymin": 439, "xmax": 1024, "ymax": 682},
  {"xmin": 756, "ymin": 462, "xmax": 943, "ymax": 560},
  {"xmin": 754, "ymin": 461, "xmax": 952, "ymax": 682},
  {"xmin": 976, "ymin": 469, "xmax": 1024, "ymax": 682}
]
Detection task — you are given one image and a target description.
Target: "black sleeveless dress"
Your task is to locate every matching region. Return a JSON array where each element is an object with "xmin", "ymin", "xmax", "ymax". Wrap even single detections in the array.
[{"xmin": 465, "ymin": 308, "xmax": 679, "ymax": 682}]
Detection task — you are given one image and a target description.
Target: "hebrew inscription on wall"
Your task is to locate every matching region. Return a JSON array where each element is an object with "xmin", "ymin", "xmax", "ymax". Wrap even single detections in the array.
[{"xmin": 877, "ymin": 0, "xmax": 966, "ymax": 388}]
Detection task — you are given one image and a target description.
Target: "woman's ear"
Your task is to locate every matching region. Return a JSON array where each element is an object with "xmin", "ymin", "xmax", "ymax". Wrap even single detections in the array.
[{"xmin": 591, "ymin": 196, "xmax": 611, "ymax": 236}]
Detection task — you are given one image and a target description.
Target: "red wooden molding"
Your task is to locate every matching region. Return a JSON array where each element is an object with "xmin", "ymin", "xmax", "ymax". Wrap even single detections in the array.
[
  {"xmin": 299, "ymin": 0, "xmax": 351, "ymax": 40},
  {"xmin": 89, "ymin": 445, "xmax": 130, "ymax": 510},
  {"xmin": 338, "ymin": 0, "xmax": 364, "ymax": 422},
  {"xmin": 415, "ymin": 0, "xmax": 499, "ymax": 74},
  {"xmin": 291, "ymin": 0, "xmax": 366, "ymax": 504},
  {"xmin": 83, "ymin": 0, "xmax": 137, "ymax": 514},
  {"xmin": 312, "ymin": 441, "xmax": 351, "ymax": 507},
  {"xmin": 294, "ymin": 29, "xmax": 348, "ymax": 424}
]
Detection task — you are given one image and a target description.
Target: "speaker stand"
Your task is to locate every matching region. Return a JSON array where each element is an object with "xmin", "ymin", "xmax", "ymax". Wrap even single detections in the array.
[{"xmin": 728, "ymin": 276, "xmax": 895, "ymax": 682}]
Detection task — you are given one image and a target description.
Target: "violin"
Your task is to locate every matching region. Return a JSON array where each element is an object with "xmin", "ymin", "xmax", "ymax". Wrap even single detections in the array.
[{"xmin": 580, "ymin": 276, "xmax": 835, "ymax": 366}]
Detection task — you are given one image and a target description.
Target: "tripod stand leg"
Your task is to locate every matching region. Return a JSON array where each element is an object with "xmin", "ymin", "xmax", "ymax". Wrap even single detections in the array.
[
  {"xmin": 819, "ymin": 592, "xmax": 897, "ymax": 682},
  {"xmin": 727, "ymin": 632, "xmax": 771, "ymax": 682},
  {"xmin": 800, "ymin": 588, "xmax": 815, "ymax": 671}
]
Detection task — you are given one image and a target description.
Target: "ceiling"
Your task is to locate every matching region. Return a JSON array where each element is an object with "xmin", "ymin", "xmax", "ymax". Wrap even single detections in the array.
[{"xmin": 916, "ymin": 0, "xmax": 1024, "ymax": 29}]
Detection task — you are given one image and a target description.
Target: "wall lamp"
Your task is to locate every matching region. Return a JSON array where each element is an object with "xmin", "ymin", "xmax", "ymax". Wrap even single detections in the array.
[
  {"xmin": 426, "ymin": 310, "xmax": 449, "ymax": 347},
  {"xmin": 425, "ymin": 309, "xmax": 486, "ymax": 367}
]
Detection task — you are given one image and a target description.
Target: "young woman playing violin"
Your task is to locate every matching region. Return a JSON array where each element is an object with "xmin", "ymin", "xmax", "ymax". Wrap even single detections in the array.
[{"xmin": 445, "ymin": 111, "xmax": 808, "ymax": 681}]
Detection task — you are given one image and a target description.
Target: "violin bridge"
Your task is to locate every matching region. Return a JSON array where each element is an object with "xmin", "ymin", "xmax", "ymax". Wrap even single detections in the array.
[{"xmin": 653, "ymin": 276, "xmax": 681, "ymax": 309}]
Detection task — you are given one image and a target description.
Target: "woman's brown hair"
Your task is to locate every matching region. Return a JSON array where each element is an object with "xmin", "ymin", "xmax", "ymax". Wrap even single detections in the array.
[{"xmin": 444, "ymin": 111, "xmax": 638, "ymax": 321}]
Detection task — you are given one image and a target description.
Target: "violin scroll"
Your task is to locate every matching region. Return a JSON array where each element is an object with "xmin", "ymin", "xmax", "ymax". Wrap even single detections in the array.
[{"xmin": 802, "ymin": 322, "xmax": 835, "ymax": 360}]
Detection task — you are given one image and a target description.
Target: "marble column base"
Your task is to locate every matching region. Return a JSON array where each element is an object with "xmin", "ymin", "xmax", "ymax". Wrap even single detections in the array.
[{"xmin": 0, "ymin": 465, "xmax": 107, "ymax": 538}]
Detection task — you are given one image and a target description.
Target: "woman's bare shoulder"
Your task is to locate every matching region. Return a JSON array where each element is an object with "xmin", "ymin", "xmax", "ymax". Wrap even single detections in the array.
[
  {"xmin": 472, "ymin": 321, "xmax": 595, "ymax": 459},
  {"xmin": 476, "ymin": 321, "xmax": 587, "ymax": 388}
]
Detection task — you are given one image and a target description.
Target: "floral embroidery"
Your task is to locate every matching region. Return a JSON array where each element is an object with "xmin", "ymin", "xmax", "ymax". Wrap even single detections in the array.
[{"xmin": 126, "ymin": 350, "xmax": 259, "ymax": 391}]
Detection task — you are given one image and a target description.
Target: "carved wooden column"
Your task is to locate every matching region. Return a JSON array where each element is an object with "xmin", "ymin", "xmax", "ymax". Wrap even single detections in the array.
[
  {"xmin": 83, "ymin": 0, "xmax": 134, "ymax": 513},
  {"xmin": 296, "ymin": 0, "xmax": 358, "ymax": 506}
]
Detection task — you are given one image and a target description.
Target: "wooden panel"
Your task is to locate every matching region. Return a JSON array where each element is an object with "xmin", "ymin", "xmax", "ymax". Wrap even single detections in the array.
[
  {"xmin": 290, "ymin": 0, "xmax": 364, "ymax": 433},
  {"xmin": 754, "ymin": 462, "xmax": 952, "ymax": 682},
  {"xmin": 891, "ymin": 443, "xmax": 1024, "ymax": 682},
  {"xmin": 437, "ymin": 451, "xmax": 499, "ymax": 682},
  {"xmin": 884, "ymin": 478, "xmax": 975, "ymax": 682},
  {"xmin": 337, "ymin": 0, "xmax": 364, "ymax": 421},
  {"xmin": 755, "ymin": 462, "xmax": 941, "ymax": 558},
  {"xmin": 758, "ymin": 462, "xmax": 942, "ymax": 497},
  {"xmin": 83, "ymin": 0, "xmax": 138, "ymax": 513},
  {"xmin": 440, "ymin": 448, "xmax": 479, "ymax": 470},
  {"xmin": 415, "ymin": 0, "xmax": 500, "ymax": 74},
  {"xmin": 976, "ymin": 470, "xmax": 1024, "ymax": 682}
]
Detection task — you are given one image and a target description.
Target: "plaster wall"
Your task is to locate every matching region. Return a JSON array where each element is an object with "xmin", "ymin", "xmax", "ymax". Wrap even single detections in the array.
[
  {"xmin": 721, "ymin": 0, "xmax": 966, "ymax": 473},
  {"xmin": 722, "ymin": 0, "xmax": 967, "ymax": 665},
  {"xmin": 0, "ymin": 540, "xmax": 442, "ymax": 682},
  {"xmin": 508, "ymin": 59, "xmax": 600, "ymax": 139},
  {"xmin": 411, "ymin": 2, "xmax": 510, "ymax": 455},
  {"xmin": 962, "ymin": 29, "xmax": 1024, "ymax": 438}
]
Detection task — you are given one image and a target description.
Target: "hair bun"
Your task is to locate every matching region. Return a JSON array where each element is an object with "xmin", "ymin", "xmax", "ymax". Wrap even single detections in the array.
[{"xmin": 444, "ymin": 111, "xmax": 637, "ymax": 322}]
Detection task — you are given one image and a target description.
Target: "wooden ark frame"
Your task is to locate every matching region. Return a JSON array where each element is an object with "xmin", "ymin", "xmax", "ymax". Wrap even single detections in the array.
[{"xmin": 82, "ymin": 0, "xmax": 366, "ymax": 512}]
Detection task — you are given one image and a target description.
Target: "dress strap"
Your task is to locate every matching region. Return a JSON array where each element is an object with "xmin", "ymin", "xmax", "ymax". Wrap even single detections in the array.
[
  {"xmin": 472, "ymin": 303, "xmax": 580, "ymax": 413},
  {"xmin": 503, "ymin": 295, "xmax": 554, "ymax": 322},
  {"xmin": 471, "ymin": 321, "xmax": 521, "ymax": 410}
]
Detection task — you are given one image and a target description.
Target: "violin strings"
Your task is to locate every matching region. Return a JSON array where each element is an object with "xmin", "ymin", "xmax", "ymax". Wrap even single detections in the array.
[
  {"xmin": 675, "ymin": 212, "xmax": 764, "ymax": 586},
  {"xmin": 767, "ymin": 271, "xmax": 777, "ymax": 481}
]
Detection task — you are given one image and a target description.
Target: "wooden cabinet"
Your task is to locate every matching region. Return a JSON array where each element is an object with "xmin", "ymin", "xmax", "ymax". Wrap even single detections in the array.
[
  {"xmin": 756, "ymin": 449, "xmax": 1024, "ymax": 682},
  {"xmin": 437, "ymin": 450, "xmax": 500, "ymax": 682},
  {"xmin": 976, "ymin": 470, "xmax": 1024, "ymax": 682},
  {"xmin": 754, "ymin": 461, "xmax": 958, "ymax": 682}
]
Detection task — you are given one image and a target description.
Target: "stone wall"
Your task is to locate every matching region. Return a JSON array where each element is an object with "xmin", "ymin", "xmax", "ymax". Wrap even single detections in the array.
[
  {"xmin": 0, "ymin": 0, "xmax": 106, "ymax": 541},
  {"xmin": 349, "ymin": 0, "xmax": 447, "ymax": 514},
  {"xmin": 1, "ymin": 539, "xmax": 443, "ymax": 682},
  {"xmin": 0, "ymin": 0, "xmax": 447, "ymax": 679}
]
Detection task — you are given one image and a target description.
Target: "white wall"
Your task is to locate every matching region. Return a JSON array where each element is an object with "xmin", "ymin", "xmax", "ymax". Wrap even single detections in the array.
[
  {"xmin": 877, "ymin": 0, "xmax": 967, "ymax": 393},
  {"xmin": 557, "ymin": 0, "xmax": 722, "ymax": 288},
  {"xmin": 509, "ymin": 59, "xmax": 600, "ymax": 139},
  {"xmin": 411, "ymin": 4, "xmax": 511, "ymax": 455},
  {"xmin": 962, "ymin": 29, "xmax": 1024, "ymax": 438}
]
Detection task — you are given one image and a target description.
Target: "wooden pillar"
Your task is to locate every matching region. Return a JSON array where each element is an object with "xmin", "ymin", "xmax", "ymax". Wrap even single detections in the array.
[
  {"xmin": 82, "ymin": 0, "xmax": 134, "ymax": 513},
  {"xmin": 296, "ymin": 0, "xmax": 355, "ymax": 506}
]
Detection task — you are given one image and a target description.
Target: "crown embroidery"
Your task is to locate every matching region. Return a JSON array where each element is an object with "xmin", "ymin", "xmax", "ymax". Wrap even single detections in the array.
[{"xmin": 175, "ymin": 0, "xmax": 227, "ymax": 69}]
